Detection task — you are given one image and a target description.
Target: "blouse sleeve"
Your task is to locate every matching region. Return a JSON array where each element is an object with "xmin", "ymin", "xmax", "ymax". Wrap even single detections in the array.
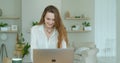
[
  {"xmin": 61, "ymin": 40, "xmax": 67, "ymax": 48},
  {"xmin": 30, "ymin": 27, "xmax": 37, "ymax": 62}
]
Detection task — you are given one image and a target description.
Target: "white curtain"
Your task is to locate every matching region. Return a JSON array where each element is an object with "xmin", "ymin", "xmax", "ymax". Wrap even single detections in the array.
[{"xmin": 95, "ymin": 0, "xmax": 116, "ymax": 63}]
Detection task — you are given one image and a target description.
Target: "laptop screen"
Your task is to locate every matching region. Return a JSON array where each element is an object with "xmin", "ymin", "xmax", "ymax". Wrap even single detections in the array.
[{"xmin": 33, "ymin": 48, "xmax": 74, "ymax": 63}]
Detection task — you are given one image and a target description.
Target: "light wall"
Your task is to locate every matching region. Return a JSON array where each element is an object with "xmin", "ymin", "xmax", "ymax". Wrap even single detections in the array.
[
  {"xmin": 117, "ymin": 0, "xmax": 120, "ymax": 63},
  {"xmin": 62, "ymin": 0, "xmax": 95, "ymax": 43},
  {"xmin": 0, "ymin": 0, "xmax": 21, "ymax": 62},
  {"xmin": 0, "ymin": 0, "xmax": 21, "ymax": 17}
]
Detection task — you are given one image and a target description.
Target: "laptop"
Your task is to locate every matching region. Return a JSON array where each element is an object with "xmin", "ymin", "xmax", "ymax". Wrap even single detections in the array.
[{"xmin": 33, "ymin": 48, "xmax": 74, "ymax": 63}]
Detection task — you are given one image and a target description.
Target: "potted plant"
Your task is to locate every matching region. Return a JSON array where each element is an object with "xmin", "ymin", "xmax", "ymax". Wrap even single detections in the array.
[
  {"xmin": 71, "ymin": 25, "xmax": 80, "ymax": 31},
  {"xmin": 0, "ymin": 22, "xmax": 8, "ymax": 31},
  {"xmin": 82, "ymin": 21, "xmax": 92, "ymax": 31},
  {"xmin": 16, "ymin": 33, "xmax": 25, "ymax": 51},
  {"xmin": 71, "ymin": 25, "xmax": 76, "ymax": 31},
  {"xmin": 15, "ymin": 33, "xmax": 30, "ymax": 58}
]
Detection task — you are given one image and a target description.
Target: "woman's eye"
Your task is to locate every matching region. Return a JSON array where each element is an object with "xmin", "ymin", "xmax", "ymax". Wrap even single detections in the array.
[{"xmin": 46, "ymin": 18, "xmax": 55, "ymax": 21}]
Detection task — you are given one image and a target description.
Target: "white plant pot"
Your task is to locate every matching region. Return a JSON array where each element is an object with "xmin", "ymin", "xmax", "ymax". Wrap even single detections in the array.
[
  {"xmin": 72, "ymin": 27, "xmax": 78, "ymax": 31},
  {"xmin": 84, "ymin": 26, "xmax": 92, "ymax": 31},
  {"xmin": 0, "ymin": 27, "xmax": 8, "ymax": 31}
]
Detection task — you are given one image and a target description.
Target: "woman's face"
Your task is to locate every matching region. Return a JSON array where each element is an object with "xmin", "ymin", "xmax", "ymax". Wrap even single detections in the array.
[{"xmin": 44, "ymin": 12, "xmax": 55, "ymax": 29}]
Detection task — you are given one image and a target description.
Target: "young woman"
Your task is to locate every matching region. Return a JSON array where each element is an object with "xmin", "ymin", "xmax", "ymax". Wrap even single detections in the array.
[{"xmin": 30, "ymin": 5, "xmax": 68, "ymax": 61}]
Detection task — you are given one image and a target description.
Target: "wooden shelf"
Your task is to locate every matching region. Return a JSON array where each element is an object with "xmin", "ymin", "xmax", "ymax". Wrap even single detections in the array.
[
  {"xmin": 67, "ymin": 30, "xmax": 90, "ymax": 33},
  {"xmin": 0, "ymin": 30, "xmax": 18, "ymax": 33},
  {"xmin": 0, "ymin": 16, "xmax": 20, "ymax": 20},
  {"xmin": 65, "ymin": 17, "xmax": 89, "ymax": 20}
]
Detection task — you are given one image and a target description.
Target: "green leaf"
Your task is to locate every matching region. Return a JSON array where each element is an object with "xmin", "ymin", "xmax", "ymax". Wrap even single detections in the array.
[
  {"xmin": 82, "ymin": 21, "xmax": 90, "ymax": 27},
  {"xmin": 22, "ymin": 43, "xmax": 31, "ymax": 58},
  {"xmin": 32, "ymin": 21, "xmax": 39, "ymax": 26}
]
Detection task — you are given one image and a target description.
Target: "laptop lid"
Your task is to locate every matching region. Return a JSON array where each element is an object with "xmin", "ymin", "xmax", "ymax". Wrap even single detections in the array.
[{"xmin": 33, "ymin": 48, "xmax": 74, "ymax": 63}]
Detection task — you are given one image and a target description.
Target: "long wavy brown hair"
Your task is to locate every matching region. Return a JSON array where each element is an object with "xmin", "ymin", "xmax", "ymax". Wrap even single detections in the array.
[{"xmin": 38, "ymin": 5, "xmax": 68, "ymax": 48}]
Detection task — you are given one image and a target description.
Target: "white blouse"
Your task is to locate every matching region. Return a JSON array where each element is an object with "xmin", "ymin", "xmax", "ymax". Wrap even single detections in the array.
[{"xmin": 30, "ymin": 25, "xmax": 67, "ymax": 61}]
